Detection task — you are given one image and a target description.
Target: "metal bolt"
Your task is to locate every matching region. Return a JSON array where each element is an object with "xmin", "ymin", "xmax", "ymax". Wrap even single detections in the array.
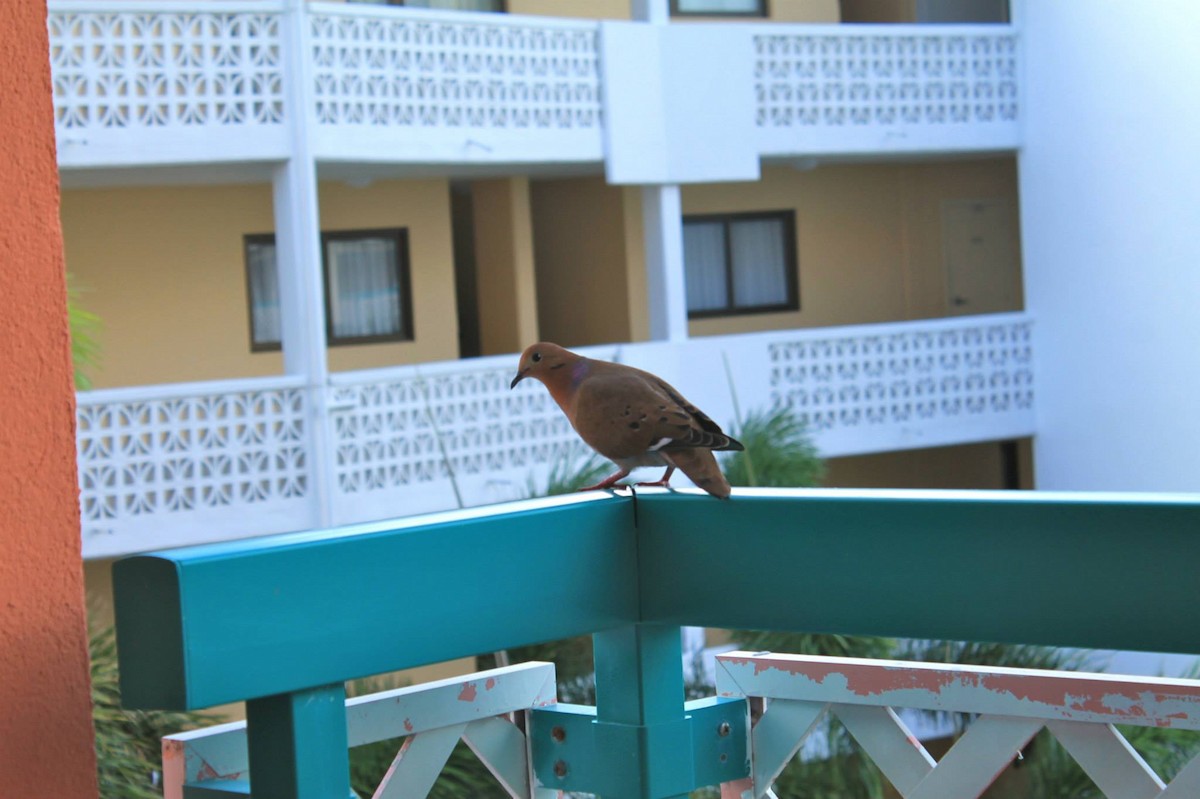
[
  {"xmin": 718, "ymin": 721, "xmax": 731, "ymax": 738},
  {"xmin": 551, "ymin": 725, "xmax": 566, "ymax": 743},
  {"xmin": 554, "ymin": 759, "xmax": 569, "ymax": 779}
]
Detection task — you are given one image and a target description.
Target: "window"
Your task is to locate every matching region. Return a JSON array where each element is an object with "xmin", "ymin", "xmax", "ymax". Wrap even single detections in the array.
[
  {"xmin": 244, "ymin": 229, "xmax": 413, "ymax": 351},
  {"xmin": 682, "ymin": 211, "xmax": 798, "ymax": 317},
  {"xmin": 245, "ymin": 235, "xmax": 282, "ymax": 352},
  {"xmin": 671, "ymin": 0, "xmax": 767, "ymax": 17}
]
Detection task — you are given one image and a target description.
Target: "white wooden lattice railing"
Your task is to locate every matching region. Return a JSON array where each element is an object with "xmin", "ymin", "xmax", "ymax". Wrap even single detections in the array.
[
  {"xmin": 162, "ymin": 662, "xmax": 556, "ymax": 799},
  {"xmin": 48, "ymin": 0, "xmax": 291, "ymax": 166},
  {"xmin": 46, "ymin": 0, "xmax": 606, "ymax": 167},
  {"xmin": 749, "ymin": 23, "xmax": 1020, "ymax": 156},
  {"xmin": 716, "ymin": 652, "xmax": 1200, "ymax": 799},
  {"xmin": 306, "ymin": 2, "xmax": 604, "ymax": 163},
  {"xmin": 48, "ymin": 1, "xmax": 1019, "ymax": 169},
  {"xmin": 75, "ymin": 375, "xmax": 313, "ymax": 558},
  {"xmin": 164, "ymin": 652, "xmax": 1200, "ymax": 798}
]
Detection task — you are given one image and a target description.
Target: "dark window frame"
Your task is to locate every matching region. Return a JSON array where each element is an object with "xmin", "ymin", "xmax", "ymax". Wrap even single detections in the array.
[
  {"xmin": 322, "ymin": 227, "xmax": 414, "ymax": 347},
  {"xmin": 243, "ymin": 227, "xmax": 414, "ymax": 352},
  {"xmin": 670, "ymin": 0, "xmax": 768, "ymax": 18},
  {"xmin": 683, "ymin": 209, "xmax": 799, "ymax": 319},
  {"xmin": 244, "ymin": 233, "xmax": 283, "ymax": 353}
]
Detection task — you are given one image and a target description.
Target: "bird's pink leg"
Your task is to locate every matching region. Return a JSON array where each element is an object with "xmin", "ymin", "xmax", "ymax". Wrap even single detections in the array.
[
  {"xmin": 635, "ymin": 464, "xmax": 676, "ymax": 488},
  {"xmin": 578, "ymin": 468, "xmax": 631, "ymax": 492}
]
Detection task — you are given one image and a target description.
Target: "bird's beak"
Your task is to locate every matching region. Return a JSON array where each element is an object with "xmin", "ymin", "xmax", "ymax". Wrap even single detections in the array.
[{"xmin": 510, "ymin": 369, "xmax": 528, "ymax": 390}]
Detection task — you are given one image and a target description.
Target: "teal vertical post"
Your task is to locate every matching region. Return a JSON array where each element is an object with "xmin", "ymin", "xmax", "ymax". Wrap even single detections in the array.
[
  {"xmin": 245, "ymin": 684, "xmax": 350, "ymax": 799},
  {"xmin": 593, "ymin": 623, "xmax": 689, "ymax": 798}
]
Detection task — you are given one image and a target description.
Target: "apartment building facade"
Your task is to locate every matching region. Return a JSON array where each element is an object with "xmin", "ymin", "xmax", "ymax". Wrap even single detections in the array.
[{"xmin": 56, "ymin": 0, "xmax": 1039, "ymax": 576}]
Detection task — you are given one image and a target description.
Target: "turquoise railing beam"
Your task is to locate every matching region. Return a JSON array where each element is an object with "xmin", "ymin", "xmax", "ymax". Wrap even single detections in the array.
[
  {"xmin": 245, "ymin": 685, "xmax": 350, "ymax": 799},
  {"xmin": 593, "ymin": 624, "xmax": 690, "ymax": 797},
  {"xmin": 114, "ymin": 492, "xmax": 637, "ymax": 710},
  {"xmin": 636, "ymin": 488, "xmax": 1200, "ymax": 654},
  {"xmin": 112, "ymin": 487, "xmax": 1200, "ymax": 799},
  {"xmin": 528, "ymin": 696, "xmax": 747, "ymax": 795}
]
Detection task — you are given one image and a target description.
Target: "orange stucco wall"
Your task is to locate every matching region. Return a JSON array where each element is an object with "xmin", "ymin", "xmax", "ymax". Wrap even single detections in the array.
[{"xmin": 0, "ymin": 2, "xmax": 99, "ymax": 796}]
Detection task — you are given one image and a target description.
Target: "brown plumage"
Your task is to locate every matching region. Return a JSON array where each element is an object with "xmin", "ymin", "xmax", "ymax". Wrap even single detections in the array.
[{"xmin": 510, "ymin": 342, "xmax": 743, "ymax": 499}]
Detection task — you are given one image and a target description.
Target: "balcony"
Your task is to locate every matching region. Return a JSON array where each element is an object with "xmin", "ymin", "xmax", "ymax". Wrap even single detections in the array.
[
  {"xmin": 112, "ymin": 488, "xmax": 1200, "ymax": 798},
  {"xmin": 77, "ymin": 312, "xmax": 1034, "ymax": 559},
  {"xmin": 47, "ymin": 1, "xmax": 1020, "ymax": 175}
]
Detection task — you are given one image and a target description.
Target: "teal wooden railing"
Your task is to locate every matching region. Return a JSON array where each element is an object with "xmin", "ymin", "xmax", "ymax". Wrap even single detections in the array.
[{"xmin": 113, "ymin": 488, "xmax": 1200, "ymax": 798}]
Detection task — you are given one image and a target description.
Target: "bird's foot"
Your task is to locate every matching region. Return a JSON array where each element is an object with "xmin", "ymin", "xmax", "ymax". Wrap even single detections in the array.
[
  {"xmin": 634, "ymin": 465, "xmax": 675, "ymax": 490},
  {"xmin": 577, "ymin": 470, "xmax": 631, "ymax": 492}
]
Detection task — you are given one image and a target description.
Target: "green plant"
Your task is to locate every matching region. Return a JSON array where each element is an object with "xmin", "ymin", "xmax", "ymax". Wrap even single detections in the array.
[
  {"xmin": 68, "ymin": 273, "xmax": 101, "ymax": 390},
  {"xmin": 1020, "ymin": 729, "xmax": 1100, "ymax": 799},
  {"xmin": 770, "ymin": 725, "xmax": 889, "ymax": 799},
  {"xmin": 737, "ymin": 629, "xmax": 895, "ymax": 661},
  {"xmin": 90, "ymin": 620, "xmax": 208, "ymax": 798},
  {"xmin": 722, "ymin": 405, "xmax": 825, "ymax": 489},
  {"xmin": 1121, "ymin": 722, "xmax": 1200, "ymax": 786}
]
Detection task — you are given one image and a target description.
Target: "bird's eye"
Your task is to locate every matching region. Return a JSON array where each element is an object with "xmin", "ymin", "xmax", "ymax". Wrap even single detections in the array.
[{"xmin": 531, "ymin": 352, "xmax": 542, "ymax": 363}]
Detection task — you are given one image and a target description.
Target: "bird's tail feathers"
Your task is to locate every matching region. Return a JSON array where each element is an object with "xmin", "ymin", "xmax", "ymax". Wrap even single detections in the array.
[{"xmin": 665, "ymin": 449, "xmax": 732, "ymax": 499}]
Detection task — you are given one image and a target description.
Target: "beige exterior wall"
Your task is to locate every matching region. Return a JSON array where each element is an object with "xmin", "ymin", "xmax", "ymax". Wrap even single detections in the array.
[
  {"xmin": 530, "ymin": 176, "xmax": 638, "ymax": 347},
  {"xmin": 680, "ymin": 157, "xmax": 1021, "ymax": 338},
  {"xmin": 826, "ymin": 441, "xmax": 1012, "ymax": 490},
  {"xmin": 768, "ymin": 0, "xmax": 841, "ymax": 22},
  {"xmin": 666, "ymin": 0, "xmax": 839, "ymax": 22},
  {"xmin": 839, "ymin": 0, "xmax": 917, "ymax": 23},
  {"xmin": 621, "ymin": 186, "xmax": 652, "ymax": 342},
  {"xmin": 62, "ymin": 178, "xmax": 458, "ymax": 388},
  {"xmin": 525, "ymin": 158, "xmax": 1019, "ymax": 349},
  {"xmin": 321, "ymin": 180, "xmax": 460, "ymax": 371},
  {"xmin": 509, "ymin": 0, "xmax": 631, "ymax": 19},
  {"xmin": 320, "ymin": 0, "xmax": 631, "ymax": 18},
  {"xmin": 471, "ymin": 178, "xmax": 540, "ymax": 355},
  {"xmin": 323, "ymin": 1, "xmax": 835, "ymax": 21}
]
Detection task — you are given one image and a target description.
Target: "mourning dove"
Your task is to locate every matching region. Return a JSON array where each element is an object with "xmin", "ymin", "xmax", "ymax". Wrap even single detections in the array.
[{"xmin": 510, "ymin": 342, "xmax": 744, "ymax": 498}]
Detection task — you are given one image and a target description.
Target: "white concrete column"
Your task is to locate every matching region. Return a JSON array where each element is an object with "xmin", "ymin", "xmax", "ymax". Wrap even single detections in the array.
[
  {"xmin": 276, "ymin": 0, "xmax": 334, "ymax": 526},
  {"xmin": 631, "ymin": 0, "xmax": 669, "ymax": 24},
  {"xmin": 632, "ymin": 0, "xmax": 688, "ymax": 343},
  {"xmin": 641, "ymin": 185, "xmax": 689, "ymax": 342}
]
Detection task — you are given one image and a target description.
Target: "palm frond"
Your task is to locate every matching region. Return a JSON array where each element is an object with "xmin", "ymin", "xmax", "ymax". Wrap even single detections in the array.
[
  {"xmin": 68, "ymin": 273, "xmax": 101, "ymax": 390},
  {"xmin": 722, "ymin": 406, "xmax": 824, "ymax": 488}
]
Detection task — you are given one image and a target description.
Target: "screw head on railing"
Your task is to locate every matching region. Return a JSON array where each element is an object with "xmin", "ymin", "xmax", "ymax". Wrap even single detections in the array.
[
  {"xmin": 551, "ymin": 725, "xmax": 566, "ymax": 743},
  {"xmin": 554, "ymin": 759, "xmax": 569, "ymax": 778},
  {"xmin": 718, "ymin": 721, "xmax": 731, "ymax": 738}
]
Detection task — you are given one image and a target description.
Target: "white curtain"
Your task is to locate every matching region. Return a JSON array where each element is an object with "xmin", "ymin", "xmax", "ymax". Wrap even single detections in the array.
[
  {"xmin": 675, "ymin": 0, "xmax": 761, "ymax": 13},
  {"xmin": 683, "ymin": 221, "xmax": 728, "ymax": 312},
  {"xmin": 730, "ymin": 217, "xmax": 788, "ymax": 308},
  {"xmin": 327, "ymin": 237, "xmax": 402, "ymax": 339},
  {"xmin": 246, "ymin": 241, "xmax": 281, "ymax": 346}
]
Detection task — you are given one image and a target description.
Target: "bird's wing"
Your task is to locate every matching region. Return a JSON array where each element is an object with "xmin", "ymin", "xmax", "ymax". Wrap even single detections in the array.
[
  {"xmin": 573, "ymin": 365, "xmax": 744, "ymax": 458},
  {"xmin": 644, "ymin": 375, "xmax": 744, "ymax": 452}
]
